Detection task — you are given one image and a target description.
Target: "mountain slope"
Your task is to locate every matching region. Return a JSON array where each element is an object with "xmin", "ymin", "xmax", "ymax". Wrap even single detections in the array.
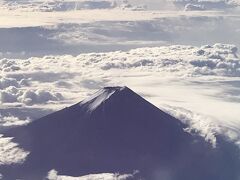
[{"xmin": 1, "ymin": 86, "xmax": 240, "ymax": 180}]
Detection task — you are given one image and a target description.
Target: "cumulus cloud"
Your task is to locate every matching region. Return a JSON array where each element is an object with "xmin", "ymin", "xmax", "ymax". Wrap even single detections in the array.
[
  {"xmin": 0, "ymin": 77, "xmax": 19, "ymax": 89},
  {"xmin": 0, "ymin": 44, "xmax": 239, "ymax": 106},
  {"xmin": 47, "ymin": 169, "xmax": 58, "ymax": 180},
  {"xmin": 0, "ymin": 88, "xmax": 63, "ymax": 105},
  {"xmin": 0, "ymin": 134, "xmax": 29, "ymax": 165},
  {"xmin": 76, "ymin": 43, "xmax": 239, "ymax": 77},
  {"xmin": 0, "ymin": 43, "xmax": 239, "ymax": 148},
  {"xmin": 18, "ymin": 89, "xmax": 63, "ymax": 106},
  {"xmin": 0, "ymin": 114, "xmax": 30, "ymax": 128},
  {"xmin": 0, "ymin": 86, "xmax": 19, "ymax": 103},
  {"xmin": 0, "ymin": 62, "xmax": 63, "ymax": 105},
  {"xmin": 0, "ymin": 59, "xmax": 21, "ymax": 72}
]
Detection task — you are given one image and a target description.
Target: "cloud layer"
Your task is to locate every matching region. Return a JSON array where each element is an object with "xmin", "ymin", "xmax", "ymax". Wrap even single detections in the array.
[
  {"xmin": 171, "ymin": 0, "xmax": 240, "ymax": 10},
  {"xmin": 0, "ymin": 43, "xmax": 239, "ymax": 149},
  {"xmin": 0, "ymin": 0, "xmax": 145, "ymax": 12},
  {"xmin": 1, "ymin": 13, "xmax": 240, "ymax": 58}
]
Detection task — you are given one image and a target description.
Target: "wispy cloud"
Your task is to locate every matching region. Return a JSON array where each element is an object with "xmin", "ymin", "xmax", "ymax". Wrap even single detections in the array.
[{"xmin": 47, "ymin": 169, "xmax": 138, "ymax": 180}]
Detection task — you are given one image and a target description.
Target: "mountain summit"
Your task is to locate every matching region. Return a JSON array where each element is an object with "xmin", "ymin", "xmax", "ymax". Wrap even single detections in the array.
[
  {"xmin": 1, "ymin": 86, "xmax": 240, "ymax": 180},
  {"xmin": 79, "ymin": 86, "xmax": 128, "ymax": 111}
]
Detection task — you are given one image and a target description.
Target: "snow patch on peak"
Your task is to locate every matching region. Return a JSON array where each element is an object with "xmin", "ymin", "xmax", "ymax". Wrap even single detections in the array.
[{"xmin": 79, "ymin": 86, "xmax": 126, "ymax": 111}]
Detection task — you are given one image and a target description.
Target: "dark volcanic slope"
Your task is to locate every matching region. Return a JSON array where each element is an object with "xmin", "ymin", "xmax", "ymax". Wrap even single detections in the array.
[{"xmin": 1, "ymin": 86, "xmax": 240, "ymax": 180}]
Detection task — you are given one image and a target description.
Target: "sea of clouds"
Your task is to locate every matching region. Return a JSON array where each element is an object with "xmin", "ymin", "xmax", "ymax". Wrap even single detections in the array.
[
  {"xmin": 0, "ymin": 1, "xmax": 239, "ymax": 178},
  {"xmin": 0, "ymin": 43, "xmax": 239, "ymax": 147},
  {"xmin": 0, "ymin": 43, "xmax": 239, "ymax": 178}
]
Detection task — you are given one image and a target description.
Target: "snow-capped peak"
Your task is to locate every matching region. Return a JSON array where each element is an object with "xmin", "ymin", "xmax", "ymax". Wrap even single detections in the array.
[{"xmin": 79, "ymin": 86, "xmax": 127, "ymax": 111}]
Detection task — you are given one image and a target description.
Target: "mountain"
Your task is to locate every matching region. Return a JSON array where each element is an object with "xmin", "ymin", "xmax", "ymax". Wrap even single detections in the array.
[{"xmin": 1, "ymin": 86, "xmax": 240, "ymax": 180}]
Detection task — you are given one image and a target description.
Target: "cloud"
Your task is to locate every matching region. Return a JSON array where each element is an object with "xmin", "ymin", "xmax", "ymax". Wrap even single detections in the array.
[
  {"xmin": 163, "ymin": 105, "xmax": 240, "ymax": 148},
  {"xmin": 47, "ymin": 169, "xmax": 58, "ymax": 180},
  {"xmin": 3, "ymin": 0, "xmax": 238, "ymax": 12},
  {"xmin": 0, "ymin": 114, "xmax": 30, "ymax": 128},
  {"xmin": 0, "ymin": 66, "xmax": 63, "ymax": 105},
  {"xmin": 0, "ymin": 134, "xmax": 29, "ymax": 165},
  {"xmin": 1, "ymin": 10, "xmax": 240, "ymax": 57},
  {"xmin": 119, "ymin": 0, "xmax": 147, "ymax": 10},
  {"xmin": 83, "ymin": 43, "xmax": 239, "ymax": 77},
  {"xmin": 184, "ymin": 3, "xmax": 206, "ymax": 11},
  {"xmin": 0, "ymin": 77, "xmax": 19, "ymax": 89},
  {"xmin": 19, "ymin": 89, "xmax": 63, "ymax": 106},
  {"xmin": 162, "ymin": 105, "xmax": 218, "ymax": 147},
  {"xmin": 0, "ymin": 86, "xmax": 63, "ymax": 106},
  {"xmin": 0, "ymin": 0, "xmax": 136, "ymax": 12},
  {"xmin": 0, "ymin": 59, "xmax": 21, "ymax": 72},
  {"xmin": 0, "ymin": 86, "xmax": 63, "ymax": 105},
  {"xmin": 170, "ymin": 0, "xmax": 240, "ymax": 10},
  {"xmin": 0, "ymin": 43, "xmax": 239, "ymax": 149},
  {"xmin": 47, "ymin": 170, "xmax": 137, "ymax": 180},
  {"xmin": 0, "ymin": 87, "xmax": 19, "ymax": 103}
]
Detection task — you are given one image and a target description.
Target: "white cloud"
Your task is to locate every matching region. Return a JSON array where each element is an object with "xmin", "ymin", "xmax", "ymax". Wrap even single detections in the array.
[
  {"xmin": 0, "ymin": 64, "xmax": 63, "ymax": 105},
  {"xmin": 0, "ymin": 43, "xmax": 239, "ymax": 148},
  {"xmin": 184, "ymin": 3, "xmax": 206, "ymax": 11},
  {"xmin": 0, "ymin": 77, "xmax": 19, "ymax": 89},
  {"xmin": 0, "ymin": 5, "xmax": 240, "ymax": 58},
  {"xmin": 163, "ymin": 105, "xmax": 240, "ymax": 148},
  {"xmin": 47, "ymin": 169, "xmax": 137, "ymax": 180},
  {"xmin": 18, "ymin": 89, "xmax": 63, "ymax": 106},
  {"xmin": 170, "ymin": 0, "xmax": 240, "ymax": 10},
  {"xmin": 0, "ymin": 114, "xmax": 30, "ymax": 127},
  {"xmin": 0, "ymin": 85, "xmax": 23, "ymax": 103},
  {"xmin": 162, "ymin": 105, "xmax": 219, "ymax": 147},
  {"xmin": 48, "ymin": 169, "xmax": 58, "ymax": 180},
  {"xmin": 0, "ymin": 59, "xmax": 21, "ymax": 72},
  {"xmin": 0, "ymin": 134, "xmax": 29, "ymax": 165},
  {"xmin": 0, "ymin": 0, "xmax": 135, "ymax": 12},
  {"xmin": 1, "ymin": 0, "xmax": 239, "ymax": 12},
  {"xmin": 0, "ymin": 85, "xmax": 63, "ymax": 105}
]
